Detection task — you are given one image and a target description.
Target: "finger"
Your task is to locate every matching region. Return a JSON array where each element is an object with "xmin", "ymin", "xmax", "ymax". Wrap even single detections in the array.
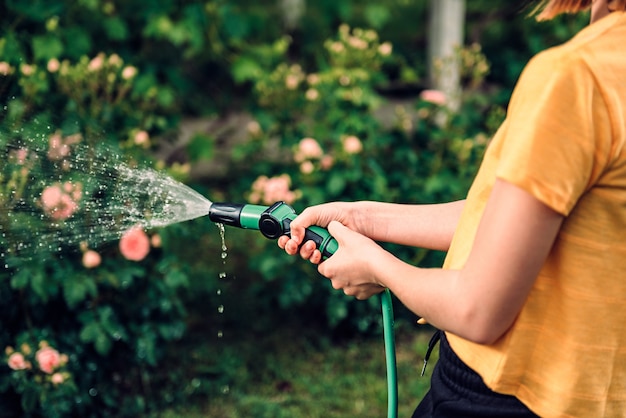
[
  {"xmin": 277, "ymin": 235, "xmax": 288, "ymax": 249},
  {"xmin": 284, "ymin": 239, "xmax": 301, "ymax": 255},
  {"xmin": 309, "ymin": 249, "xmax": 322, "ymax": 265},
  {"xmin": 326, "ymin": 220, "xmax": 347, "ymax": 240},
  {"xmin": 298, "ymin": 240, "xmax": 317, "ymax": 260}
]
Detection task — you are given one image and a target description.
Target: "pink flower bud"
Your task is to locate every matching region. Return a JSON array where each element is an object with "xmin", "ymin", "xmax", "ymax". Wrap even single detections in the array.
[
  {"xmin": 342, "ymin": 135, "xmax": 363, "ymax": 154},
  {"xmin": 419, "ymin": 89, "xmax": 447, "ymax": 106},
  {"xmin": 82, "ymin": 250, "xmax": 102, "ymax": 269},
  {"xmin": 51, "ymin": 372, "xmax": 65, "ymax": 385}
]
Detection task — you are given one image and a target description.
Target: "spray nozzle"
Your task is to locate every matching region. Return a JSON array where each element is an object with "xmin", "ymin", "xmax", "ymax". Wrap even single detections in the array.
[{"xmin": 208, "ymin": 201, "xmax": 338, "ymax": 259}]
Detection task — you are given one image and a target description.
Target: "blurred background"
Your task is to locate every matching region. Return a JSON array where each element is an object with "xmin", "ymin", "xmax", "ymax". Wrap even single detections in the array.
[{"xmin": 0, "ymin": 1, "xmax": 587, "ymax": 416}]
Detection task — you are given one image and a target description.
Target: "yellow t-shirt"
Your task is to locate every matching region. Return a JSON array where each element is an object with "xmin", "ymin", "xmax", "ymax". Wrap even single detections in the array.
[{"xmin": 445, "ymin": 12, "xmax": 626, "ymax": 418}]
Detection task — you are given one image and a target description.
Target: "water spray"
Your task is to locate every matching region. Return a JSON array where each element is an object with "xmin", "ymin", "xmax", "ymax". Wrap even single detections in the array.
[{"xmin": 208, "ymin": 200, "xmax": 398, "ymax": 418}]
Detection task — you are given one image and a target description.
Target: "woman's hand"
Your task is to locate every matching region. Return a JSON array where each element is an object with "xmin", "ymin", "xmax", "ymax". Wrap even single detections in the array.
[
  {"xmin": 277, "ymin": 202, "xmax": 357, "ymax": 264},
  {"xmin": 316, "ymin": 221, "xmax": 386, "ymax": 299}
]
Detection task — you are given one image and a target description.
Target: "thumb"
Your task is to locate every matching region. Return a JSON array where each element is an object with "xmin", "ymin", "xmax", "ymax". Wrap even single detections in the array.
[{"xmin": 327, "ymin": 220, "xmax": 349, "ymax": 242}]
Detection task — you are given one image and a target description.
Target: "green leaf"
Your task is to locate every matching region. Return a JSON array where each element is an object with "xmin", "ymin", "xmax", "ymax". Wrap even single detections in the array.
[
  {"xmin": 32, "ymin": 34, "xmax": 64, "ymax": 62},
  {"xmin": 231, "ymin": 56, "xmax": 263, "ymax": 84},
  {"xmin": 186, "ymin": 133, "xmax": 214, "ymax": 162},
  {"xmin": 62, "ymin": 27, "xmax": 92, "ymax": 59},
  {"xmin": 326, "ymin": 173, "xmax": 346, "ymax": 196},
  {"xmin": 103, "ymin": 17, "xmax": 129, "ymax": 41},
  {"xmin": 364, "ymin": 4, "xmax": 391, "ymax": 29},
  {"xmin": 164, "ymin": 269, "xmax": 189, "ymax": 288}
]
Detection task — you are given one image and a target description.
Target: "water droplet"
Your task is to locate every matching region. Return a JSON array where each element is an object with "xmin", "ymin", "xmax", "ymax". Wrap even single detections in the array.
[
  {"xmin": 216, "ymin": 289, "xmax": 222, "ymax": 295},
  {"xmin": 222, "ymin": 385, "xmax": 230, "ymax": 394},
  {"xmin": 221, "ymin": 252, "xmax": 227, "ymax": 259},
  {"xmin": 217, "ymin": 305, "xmax": 224, "ymax": 314},
  {"xmin": 217, "ymin": 330, "xmax": 223, "ymax": 338},
  {"xmin": 219, "ymin": 272, "xmax": 227, "ymax": 279},
  {"xmin": 89, "ymin": 388, "xmax": 98, "ymax": 397}
]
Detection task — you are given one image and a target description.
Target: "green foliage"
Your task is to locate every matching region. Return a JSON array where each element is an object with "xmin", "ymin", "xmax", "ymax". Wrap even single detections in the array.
[
  {"xmin": 0, "ymin": 0, "xmax": 589, "ymax": 415},
  {"xmin": 215, "ymin": 25, "xmax": 496, "ymax": 334}
]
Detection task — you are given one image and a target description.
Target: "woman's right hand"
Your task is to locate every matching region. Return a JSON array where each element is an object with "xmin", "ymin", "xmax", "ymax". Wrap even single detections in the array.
[{"xmin": 277, "ymin": 202, "xmax": 357, "ymax": 263}]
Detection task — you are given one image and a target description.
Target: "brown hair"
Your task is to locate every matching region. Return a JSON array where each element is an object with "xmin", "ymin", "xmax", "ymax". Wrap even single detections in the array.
[{"xmin": 534, "ymin": 0, "xmax": 626, "ymax": 20}]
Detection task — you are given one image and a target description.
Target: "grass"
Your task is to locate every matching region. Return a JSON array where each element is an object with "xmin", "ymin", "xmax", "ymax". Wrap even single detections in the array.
[{"xmin": 160, "ymin": 318, "xmax": 439, "ymax": 418}]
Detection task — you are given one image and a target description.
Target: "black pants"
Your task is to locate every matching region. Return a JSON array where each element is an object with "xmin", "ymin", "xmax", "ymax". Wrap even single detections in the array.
[{"xmin": 412, "ymin": 332, "xmax": 539, "ymax": 418}]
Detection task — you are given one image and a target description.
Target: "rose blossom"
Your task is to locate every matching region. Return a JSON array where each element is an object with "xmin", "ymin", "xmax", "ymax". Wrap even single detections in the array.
[
  {"xmin": 419, "ymin": 89, "xmax": 447, "ymax": 106},
  {"xmin": 378, "ymin": 42, "xmax": 393, "ymax": 56},
  {"xmin": 150, "ymin": 234, "xmax": 162, "ymax": 248},
  {"xmin": 250, "ymin": 174, "xmax": 297, "ymax": 205},
  {"xmin": 262, "ymin": 174, "xmax": 296, "ymax": 204},
  {"xmin": 320, "ymin": 154, "xmax": 334, "ymax": 170},
  {"xmin": 305, "ymin": 88, "xmax": 319, "ymax": 101},
  {"xmin": 47, "ymin": 58, "xmax": 60, "ymax": 73},
  {"xmin": 121, "ymin": 66, "xmax": 137, "ymax": 80},
  {"xmin": 8, "ymin": 352, "xmax": 30, "ymax": 370},
  {"xmin": 47, "ymin": 132, "xmax": 70, "ymax": 161},
  {"xmin": 20, "ymin": 64, "xmax": 34, "ymax": 76},
  {"xmin": 82, "ymin": 250, "xmax": 101, "ymax": 269},
  {"xmin": 41, "ymin": 183, "xmax": 80, "ymax": 220},
  {"xmin": 88, "ymin": 53, "xmax": 105, "ymax": 72},
  {"xmin": 51, "ymin": 372, "xmax": 65, "ymax": 385},
  {"xmin": 10, "ymin": 148, "xmax": 28, "ymax": 165},
  {"xmin": 300, "ymin": 160, "xmax": 314, "ymax": 174},
  {"xmin": 342, "ymin": 135, "xmax": 363, "ymax": 154},
  {"xmin": 134, "ymin": 130, "xmax": 149, "ymax": 146},
  {"xmin": 36, "ymin": 346, "xmax": 61, "ymax": 374},
  {"xmin": 0, "ymin": 62, "xmax": 11, "ymax": 75},
  {"xmin": 295, "ymin": 137, "xmax": 323, "ymax": 162},
  {"xmin": 119, "ymin": 227, "xmax": 150, "ymax": 261},
  {"xmin": 285, "ymin": 74, "xmax": 299, "ymax": 90}
]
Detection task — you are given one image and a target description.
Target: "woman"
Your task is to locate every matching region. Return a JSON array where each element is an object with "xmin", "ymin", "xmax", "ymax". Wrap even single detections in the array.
[{"xmin": 278, "ymin": 0, "xmax": 626, "ymax": 416}]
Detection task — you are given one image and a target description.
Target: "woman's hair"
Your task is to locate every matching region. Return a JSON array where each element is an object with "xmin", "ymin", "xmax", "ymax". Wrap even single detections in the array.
[{"xmin": 534, "ymin": 0, "xmax": 626, "ymax": 20}]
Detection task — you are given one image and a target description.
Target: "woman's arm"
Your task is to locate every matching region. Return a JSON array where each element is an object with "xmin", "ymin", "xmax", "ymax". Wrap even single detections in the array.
[
  {"xmin": 316, "ymin": 180, "xmax": 564, "ymax": 344},
  {"xmin": 280, "ymin": 200, "xmax": 465, "ymax": 260},
  {"xmin": 350, "ymin": 200, "xmax": 465, "ymax": 250}
]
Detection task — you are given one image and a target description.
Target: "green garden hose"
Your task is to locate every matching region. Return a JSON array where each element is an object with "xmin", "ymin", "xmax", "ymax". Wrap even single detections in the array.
[
  {"xmin": 208, "ymin": 201, "xmax": 399, "ymax": 418},
  {"xmin": 381, "ymin": 288, "xmax": 398, "ymax": 418}
]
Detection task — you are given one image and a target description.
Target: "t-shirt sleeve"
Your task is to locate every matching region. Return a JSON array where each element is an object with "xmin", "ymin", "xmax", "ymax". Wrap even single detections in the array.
[{"xmin": 495, "ymin": 49, "xmax": 613, "ymax": 216}]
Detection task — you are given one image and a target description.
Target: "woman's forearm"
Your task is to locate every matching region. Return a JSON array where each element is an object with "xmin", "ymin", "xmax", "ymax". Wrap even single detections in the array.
[{"xmin": 353, "ymin": 200, "xmax": 465, "ymax": 251}]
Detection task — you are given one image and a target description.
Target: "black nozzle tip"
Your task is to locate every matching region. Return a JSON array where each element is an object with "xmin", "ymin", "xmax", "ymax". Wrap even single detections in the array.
[{"xmin": 208, "ymin": 202, "xmax": 244, "ymax": 227}]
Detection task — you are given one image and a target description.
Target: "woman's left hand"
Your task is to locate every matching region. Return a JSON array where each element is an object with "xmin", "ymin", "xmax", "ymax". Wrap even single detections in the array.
[{"xmin": 317, "ymin": 221, "xmax": 387, "ymax": 299}]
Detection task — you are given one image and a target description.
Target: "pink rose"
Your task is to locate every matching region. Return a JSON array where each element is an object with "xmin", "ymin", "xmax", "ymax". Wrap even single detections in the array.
[
  {"xmin": 36, "ymin": 346, "xmax": 61, "ymax": 374},
  {"xmin": 10, "ymin": 148, "xmax": 28, "ymax": 165},
  {"xmin": 47, "ymin": 132, "xmax": 71, "ymax": 161},
  {"xmin": 342, "ymin": 135, "xmax": 363, "ymax": 154},
  {"xmin": 47, "ymin": 58, "xmax": 60, "ymax": 73},
  {"xmin": 8, "ymin": 352, "xmax": 30, "ymax": 370},
  {"xmin": 82, "ymin": 250, "xmax": 101, "ymax": 269},
  {"xmin": 295, "ymin": 138, "xmax": 323, "ymax": 162},
  {"xmin": 41, "ymin": 183, "xmax": 80, "ymax": 220},
  {"xmin": 41, "ymin": 184, "xmax": 62, "ymax": 209},
  {"xmin": 134, "ymin": 130, "xmax": 149, "ymax": 146},
  {"xmin": 419, "ymin": 89, "xmax": 447, "ymax": 106},
  {"xmin": 0, "ymin": 62, "xmax": 11, "ymax": 75},
  {"xmin": 263, "ymin": 175, "xmax": 294, "ymax": 204},
  {"xmin": 320, "ymin": 154, "xmax": 334, "ymax": 170},
  {"xmin": 88, "ymin": 53, "xmax": 105, "ymax": 72},
  {"xmin": 51, "ymin": 373, "xmax": 65, "ymax": 385},
  {"xmin": 119, "ymin": 227, "xmax": 150, "ymax": 261}
]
